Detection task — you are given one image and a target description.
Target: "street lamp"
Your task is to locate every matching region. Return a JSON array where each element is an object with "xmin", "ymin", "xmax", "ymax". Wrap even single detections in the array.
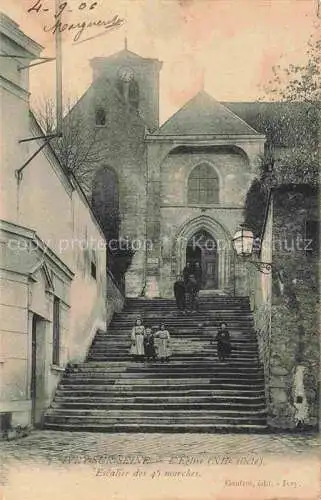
[{"xmin": 232, "ymin": 224, "xmax": 273, "ymax": 274}]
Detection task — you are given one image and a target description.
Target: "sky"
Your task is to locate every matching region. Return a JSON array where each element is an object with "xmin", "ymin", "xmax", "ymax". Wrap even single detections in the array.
[{"xmin": 1, "ymin": 0, "xmax": 320, "ymax": 123}]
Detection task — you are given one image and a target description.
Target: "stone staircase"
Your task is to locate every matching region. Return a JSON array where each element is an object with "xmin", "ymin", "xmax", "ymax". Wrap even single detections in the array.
[{"xmin": 44, "ymin": 297, "xmax": 268, "ymax": 432}]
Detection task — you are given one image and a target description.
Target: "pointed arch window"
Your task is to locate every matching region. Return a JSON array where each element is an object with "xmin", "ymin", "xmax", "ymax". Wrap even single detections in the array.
[
  {"xmin": 92, "ymin": 167, "xmax": 120, "ymax": 240},
  {"xmin": 188, "ymin": 163, "xmax": 219, "ymax": 204}
]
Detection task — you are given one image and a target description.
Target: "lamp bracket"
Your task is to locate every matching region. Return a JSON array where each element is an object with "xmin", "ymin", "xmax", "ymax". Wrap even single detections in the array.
[{"xmin": 248, "ymin": 260, "xmax": 273, "ymax": 274}]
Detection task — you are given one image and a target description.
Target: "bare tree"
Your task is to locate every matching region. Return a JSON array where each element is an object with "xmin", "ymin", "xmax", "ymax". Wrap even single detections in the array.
[
  {"xmin": 33, "ymin": 96, "xmax": 104, "ymax": 195},
  {"xmin": 259, "ymin": 33, "xmax": 320, "ymax": 185},
  {"xmin": 33, "ymin": 96, "xmax": 57, "ymax": 135}
]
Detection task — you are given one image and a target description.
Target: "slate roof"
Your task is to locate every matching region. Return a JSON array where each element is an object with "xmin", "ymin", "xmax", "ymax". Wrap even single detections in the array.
[
  {"xmin": 154, "ymin": 91, "xmax": 260, "ymax": 136},
  {"xmin": 223, "ymin": 101, "xmax": 318, "ymax": 147}
]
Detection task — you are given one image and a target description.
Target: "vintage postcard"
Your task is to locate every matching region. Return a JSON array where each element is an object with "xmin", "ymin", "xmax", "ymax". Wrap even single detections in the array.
[{"xmin": 0, "ymin": 0, "xmax": 320, "ymax": 499}]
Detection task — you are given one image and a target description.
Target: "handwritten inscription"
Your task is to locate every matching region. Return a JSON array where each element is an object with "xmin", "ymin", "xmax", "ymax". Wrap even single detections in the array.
[
  {"xmin": 43, "ymin": 14, "xmax": 124, "ymax": 42},
  {"xmin": 27, "ymin": 0, "xmax": 125, "ymax": 42},
  {"xmin": 28, "ymin": 0, "xmax": 99, "ymax": 16}
]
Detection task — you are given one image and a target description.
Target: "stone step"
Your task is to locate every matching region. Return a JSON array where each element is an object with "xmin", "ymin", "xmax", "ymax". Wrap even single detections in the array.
[
  {"xmin": 87, "ymin": 357, "xmax": 260, "ymax": 363},
  {"xmin": 51, "ymin": 401, "xmax": 265, "ymax": 412},
  {"xmin": 72, "ymin": 363, "xmax": 262, "ymax": 372},
  {"xmin": 99, "ymin": 328, "xmax": 256, "ymax": 334},
  {"xmin": 54, "ymin": 394, "xmax": 266, "ymax": 403},
  {"xmin": 91, "ymin": 347, "xmax": 257, "ymax": 354},
  {"xmin": 125, "ymin": 296, "xmax": 249, "ymax": 302},
  {"xmin": 58, "ymin": 384, "xmax": 265, "ymax": 394},
  {"xmin": 90, "ymin": 344, "xmax": 258, "ymax": 351},
  {"xmin": 113, "ymin": 312, "xmax": 253, "ymax": 318},
  {"xmin": 105, "ymin": 330, "xmax": 255, "ymax": 337},
  {"xmin": 44, "ymin": 415, "xmax": 267, "ymax": 427},
  {"xmin": 52, "ymin": 401, "xmax": 266, "ymax": 411},
  {"xmin": 69, "ymin": 367, "xmax": 263, "ymax": 377},
  {"xmin": 115, "ymin": 309, "xmax": 252, "ymax": 314},
  {"xmin": 62, "ymin": 378, "xmax": 265, "ymax": 387},
  {"xmin": 89, "ymin": 351, "xmax": 258, "ymax": 358},
  {"xmin": 87, "ymin": 354, "xmax": 259, "ymax": 360},
  {"xmin": 79, "ymin": 360, "xmax": 261, "ymax": 368},
  {"xmin": 88, "ymin": 354, "xmax": 259, "ymax": 361},
  {"xmin": 92, "ymin": 337, "xmax": 258, "ymax": 345},
  {"xmin": 108, "ymin": 322, "xmax": 254, "ymax": 328},
  {"xmin": 45, "ymin": 407, "xmax": 267, "ymax": 417},
  {"xmin": 124, "ymin": 299, "xmax": 250, "ymax": 312},
  {"xmin": 43, "ymin": 422, "xmax": 268, "ymax": 433}
]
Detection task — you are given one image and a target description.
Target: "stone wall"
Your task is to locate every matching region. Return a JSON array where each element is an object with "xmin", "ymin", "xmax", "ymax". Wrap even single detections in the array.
[
  {"xmin": 90, "ymin": 52, "xmax": 162, "ymax": 133},
  {"xmin": 69, "ymin": 78, "xmax": 148, "ymax": 297},
  {"xmin": 106, "ymin": 270, "xmax": 126, "ymax": 327},
  {"xmin": 0, "ymin": 17, "xmax": 108, "ymax": 428},
  {"xmin": 160, "ymin": 149, "xmax": 254, "ymax": 207},
  {"xmin": 267, "ymin": 188, "xmax": 319, "ymax": 430},
  {"xmin": 154, "ymin": 148, "xmax": 254, "ymax": 297},
  {"xmin": 245, "ymin": 186, "xmax": 319, "ymax": 430}
]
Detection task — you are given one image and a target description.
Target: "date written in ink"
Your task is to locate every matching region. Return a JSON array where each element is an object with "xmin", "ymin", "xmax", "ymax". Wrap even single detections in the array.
[
  {"xmin": 27, "ymin": 1, "xmax": 99, "ymax": 17},
  {"xmin": 26, "ymin": 0, "xmax": 124, "ymax": 42}
]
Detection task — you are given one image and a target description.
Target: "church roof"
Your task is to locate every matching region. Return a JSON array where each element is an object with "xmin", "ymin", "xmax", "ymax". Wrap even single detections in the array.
[
  {"xmin": 91, "ymin": 48, "xmax": 162, "ymax": 67},
  {"xmin": 154, "ymin": 91, "xmax": 260, "ymax": 136},
  {"xmin": 223, "ymin": 101, "xmax": 317, "ymax": 147}
]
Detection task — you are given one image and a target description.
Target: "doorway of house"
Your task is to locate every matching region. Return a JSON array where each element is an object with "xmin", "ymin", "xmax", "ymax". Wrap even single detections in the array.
[
  {"xmin": 186, "ymin": 230, "xmax": 218, "ymax": 289},
  {"xmin": 31, "ymin": 313, "xmax": 46, "ymax": 426}
]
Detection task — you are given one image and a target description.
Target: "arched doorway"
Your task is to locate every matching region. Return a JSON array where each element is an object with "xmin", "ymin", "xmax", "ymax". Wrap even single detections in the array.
[
  {"xmin": 186, "ymin": 230, "xmax": 218, "ymax": 289},
  {"xmin": 174, "ymin": 215, "xmax": 233, "ymax": 292}
]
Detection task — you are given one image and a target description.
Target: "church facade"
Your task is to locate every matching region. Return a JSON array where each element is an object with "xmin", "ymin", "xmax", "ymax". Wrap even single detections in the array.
[{"xmin": 72, "ymin": 47, "xmax": 267, "ymax": 298}]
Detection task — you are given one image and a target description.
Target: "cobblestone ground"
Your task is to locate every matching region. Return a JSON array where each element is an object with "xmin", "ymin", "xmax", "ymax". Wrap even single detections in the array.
[{"xmin": 1, "ymin": 430, "xmax": 320, "ymax": 465}]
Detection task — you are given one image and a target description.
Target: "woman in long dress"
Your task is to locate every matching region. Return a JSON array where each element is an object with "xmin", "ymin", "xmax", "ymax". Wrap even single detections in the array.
[
  {"xmin": 129, "ymin": 318, "xmax": 145, "ymax": 361},
  {"xmin": 155, "ymin": 323, "xmax": 171, "ymax": 362}
]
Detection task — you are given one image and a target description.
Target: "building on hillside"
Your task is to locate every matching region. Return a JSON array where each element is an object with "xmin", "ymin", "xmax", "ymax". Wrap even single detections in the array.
[
  {"xmin": 0, "ymin": 14, "xmax": 123, "ymax": 431},
  {"xmin": 64, "ymin": 45, "xmax": 319, "ymax": 430},
  {"xmin": 67, "ymin": 45, "xmax": 318, "ymax": 300}
]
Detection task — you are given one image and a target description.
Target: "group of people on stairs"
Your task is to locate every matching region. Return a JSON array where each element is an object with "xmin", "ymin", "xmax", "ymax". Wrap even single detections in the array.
[
  {"xmin": 173, "ymin": 261, "xmax": 202, "ymax": 313},
  {"xmin": 129, "ymin": 317, "xmax": 233, "ymax": 363},
  {"xmin": 129, "ymin": 319, "xmax": 171, "ymax": 362}
]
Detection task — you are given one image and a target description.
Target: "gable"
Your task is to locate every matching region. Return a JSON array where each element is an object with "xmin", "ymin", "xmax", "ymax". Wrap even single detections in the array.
[{"xmin": 154, "ymin": 91, "xmax": 260, "ymax": 137}]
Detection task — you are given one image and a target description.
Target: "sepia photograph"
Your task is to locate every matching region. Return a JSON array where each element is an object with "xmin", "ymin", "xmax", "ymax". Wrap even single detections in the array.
[{"xmin": 0, "ymin": 1, "xmax": 320, "ymax": 499}]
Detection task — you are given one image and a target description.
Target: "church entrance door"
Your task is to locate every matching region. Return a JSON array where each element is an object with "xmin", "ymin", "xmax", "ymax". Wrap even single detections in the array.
[{"xmin": 186, "ymin": 230, "xmax": 218, "ymax": 289}]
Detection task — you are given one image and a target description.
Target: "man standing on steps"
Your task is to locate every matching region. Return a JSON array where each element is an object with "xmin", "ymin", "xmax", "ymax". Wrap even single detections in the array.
[
  {"xmin": 194, "ymin": 261, "xmax": 203, "ymax": 292},
  {"xmin": 216, "ymin": 322, "xmax": 232, "ymax": 362},
  {"xmin": 182, "ymin": 261, "xmax": 192, "ymax": 285},
  {"xmin": 186, "ymin": 274, "xmax": 199, "ymax": 314},
  {"xmin": 144, "ymin": 327, "xmax": 157, "ymax": 361},
  {"xmin": 174, "ymin": 274, "xmax": 186, "ymax": 313}
]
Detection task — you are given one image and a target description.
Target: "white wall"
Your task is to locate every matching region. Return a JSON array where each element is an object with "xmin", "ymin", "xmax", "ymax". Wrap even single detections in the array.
[{"xmin": 0, "ymin": 15, "xmax": 109, "ymax": 426}]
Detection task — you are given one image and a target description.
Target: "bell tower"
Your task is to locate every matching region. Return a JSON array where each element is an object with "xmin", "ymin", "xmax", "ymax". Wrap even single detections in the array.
[{"xmin": 90, "ymin": 45, "xmax": 162, "ymax": 132}]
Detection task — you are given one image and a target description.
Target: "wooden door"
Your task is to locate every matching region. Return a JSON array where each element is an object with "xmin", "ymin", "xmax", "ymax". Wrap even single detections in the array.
[
  {"xmin": 202, "ymin": 247, "xmax": 218, "ymax": 289},
  {"xmin": 31, "ymin": 314, "xmax": 45, "ymax": 425}
]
